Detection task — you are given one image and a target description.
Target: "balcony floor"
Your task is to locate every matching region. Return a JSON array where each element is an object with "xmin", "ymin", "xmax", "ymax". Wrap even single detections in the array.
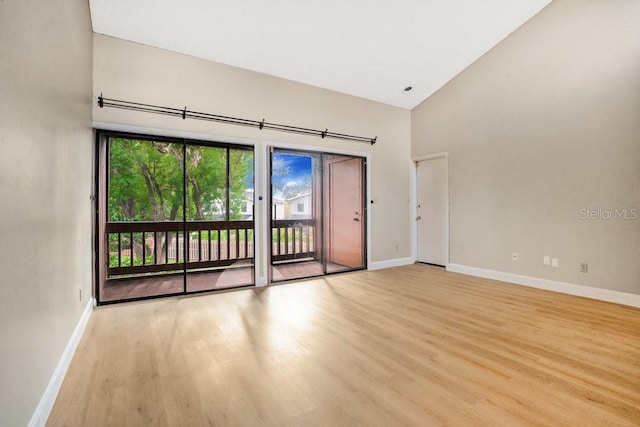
[
  {"xmin": 101, "ymin": 266, "xmax": 254, "ymax": 303},
  {"xmin": 100, "ymin": 260, "xmax": 358, "ymax": 303}
]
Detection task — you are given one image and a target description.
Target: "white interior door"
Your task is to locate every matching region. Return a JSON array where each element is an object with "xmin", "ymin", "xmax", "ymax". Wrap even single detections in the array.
[{"xmin": 416, "ymin": 157, "xmax": 448, "ymax": 266}]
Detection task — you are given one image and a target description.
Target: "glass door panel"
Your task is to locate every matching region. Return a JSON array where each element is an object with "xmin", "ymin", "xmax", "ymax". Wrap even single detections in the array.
[
  {"xmin": 185, "ymin": 145, "xmax": 254, "ymax": 292},
  {"xmin": 270, "ymin": 150, "xmax": 323, "ymax": 281},
  {"xmin": 101, "ymin": 137, "xmax": 185, "ymax": 302},
  {"xmin": 97, "ymin": 131, "xmax": 256, "ymax": 304}
]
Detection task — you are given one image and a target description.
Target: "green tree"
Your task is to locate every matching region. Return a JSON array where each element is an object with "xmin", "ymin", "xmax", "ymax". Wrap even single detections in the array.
[
  {"xmin": 108, "ymin": 138, "xmax": 183, "ymax": 222},
  {"xmin": 108, "ymin": 138, "xmax": 252, "ymax": 262},
  {"xmin": 229, "ymin": 149, "xmax": 253, "ymax": 220}
]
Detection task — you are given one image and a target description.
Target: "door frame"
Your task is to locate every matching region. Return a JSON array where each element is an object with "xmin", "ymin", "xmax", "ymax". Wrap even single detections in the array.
[
  {"xmin": 93, "ymin": 122, "xmax": 371, "ymax": 289},
  {"xmin": 324, "ymin": 156, "xmax": 366, "ymax": 270},
  {"xmin": 264, "ymin": 140, "xmax": 371, "ymax": 279},
  {"xmin": 267, "ymin": 147, "xmax": 368, "ymax": 282},
  {"xmin": 411, "ymin": 152, "xmax": 449, "ymax": 266},
  {"xmin": 94, "ymin": 129, "xmax": 257, "ymax": 304}
]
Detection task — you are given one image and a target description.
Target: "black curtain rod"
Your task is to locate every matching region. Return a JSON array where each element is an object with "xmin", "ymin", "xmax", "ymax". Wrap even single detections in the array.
[{"xmin": 97, "ymin": 95, "xmax": 377, "ymax": 145}]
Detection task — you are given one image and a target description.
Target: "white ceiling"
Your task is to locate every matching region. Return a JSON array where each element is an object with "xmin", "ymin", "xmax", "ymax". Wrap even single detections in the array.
[{"xmin": 89, "ymin": 0, "xmax": 551, "ymax": 110}]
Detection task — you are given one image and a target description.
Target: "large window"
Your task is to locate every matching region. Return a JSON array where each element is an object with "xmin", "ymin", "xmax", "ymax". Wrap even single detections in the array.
[{"xmin": 96, "ymin": 131, "xmax": 254, "ymax": 304}]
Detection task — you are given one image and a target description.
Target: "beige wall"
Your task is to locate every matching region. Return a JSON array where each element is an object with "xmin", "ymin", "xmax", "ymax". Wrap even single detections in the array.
[
  {"xmin": 0, "ymin": 0, "xmax": 93, "ymax": 425},
  {"xmin": 1, "ymin": 0, "xmax": 636, "ymax": 422},
  {"xmin": 412, "ymin": 0, "xmax": 640, "ymax": 294},
  {"xmin": 93, "ymin": 34, "xmax": 413, "ymax": 266}
]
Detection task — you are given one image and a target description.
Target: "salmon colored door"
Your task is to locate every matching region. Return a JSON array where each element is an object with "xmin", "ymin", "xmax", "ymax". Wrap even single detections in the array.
[{"xmin": 326, "ymin": 157, "xmax": 365, "ymax": 269}]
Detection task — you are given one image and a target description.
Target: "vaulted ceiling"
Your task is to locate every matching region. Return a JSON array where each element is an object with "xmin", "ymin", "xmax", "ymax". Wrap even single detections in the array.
[{"xmin": 89, "ymin": 0, "xmax": 551, "ymax": 109}]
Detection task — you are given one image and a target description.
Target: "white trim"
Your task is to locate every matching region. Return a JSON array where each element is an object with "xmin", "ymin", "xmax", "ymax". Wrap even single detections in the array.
[
  {"xmin": 253, "ymin": 140, "xmax": 268, "ymax": 286},
  {"xmin": 409, "ymin": 157, "xmax": 418, "ymax": 262},
  {"xmin": 93, "ymin": 121, "xmax": 258, "ymax": 147},
  {"xmin": 411, "ymin": 153, "xmax": 449, "ymax": 265},
  {"xmin": 29, "ymin": 298, "xmax": 94, "ymax": 427},
  {"xmin": 366, "ymin": 152, "xmax": 371, "ymax": 271},
  {"xmin": 412, "ymin": 152, "xmax": 449, "ymax": 162},
  {"xmin": 369, "ymin": 257, "xmax": 414, "ymax": 271},
  {"xmin": 261, "ymin": 138, "xmax": 370, "ymax": 158},
  {"xmin": 447, "ymin": 264, "xmax": 640, "ymax": 309},
  {"xmin": 264, "ymin": 140, "xmax": 372, "ymax": 271}
]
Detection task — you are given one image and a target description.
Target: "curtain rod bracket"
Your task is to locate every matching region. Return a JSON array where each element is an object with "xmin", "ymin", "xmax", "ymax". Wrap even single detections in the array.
[
  {"xmin": 182, "ymin": 106, "xmax": 187, "ymax": 120},
  {"xmin": 98, "ymin": 94, "xmax": 104, "ymax": 108},
  {"xmin": 321, "ymin": 129, "xmax": 328, "ymax": 139},
  {"xmin": 259, "ymin": 119, "xmax": 265, "ymax": 130},
  {"xmin": 371, "ymin": 137, "xmax": 377, "ymax": 145}
]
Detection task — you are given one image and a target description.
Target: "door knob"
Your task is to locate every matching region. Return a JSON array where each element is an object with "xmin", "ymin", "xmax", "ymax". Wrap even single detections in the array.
[
  {"xmin": 353, "ymin": 218, "xmax": 359, "ymax": 222},
  {"xmin": 416, "ymin": 216, "xmax": 422, "ymax": 221}
]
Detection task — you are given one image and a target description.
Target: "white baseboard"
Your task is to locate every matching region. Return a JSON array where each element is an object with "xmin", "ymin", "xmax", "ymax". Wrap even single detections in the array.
[
  {"xmin": 447, "ymin": 264, "xmax": 640, "ymax": 309},
  {"xmin": 369, "ymin": 257, "xmax": 414, "ymax": 271},
  {"xmin": 29, "ymin": 298, "xmax": 94, "ymax": 427}
]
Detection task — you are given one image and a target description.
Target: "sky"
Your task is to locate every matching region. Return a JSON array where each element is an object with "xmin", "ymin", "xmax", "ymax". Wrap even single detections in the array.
[{"xmin": 272, "ymin": 153, "xmax": 312, "ymax": 197}]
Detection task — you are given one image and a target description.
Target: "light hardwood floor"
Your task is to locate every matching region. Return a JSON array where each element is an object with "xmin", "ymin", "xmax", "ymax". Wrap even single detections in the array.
[{"xmin": 48, "ymin": 264, "xmax": 640, "ymax": 426}]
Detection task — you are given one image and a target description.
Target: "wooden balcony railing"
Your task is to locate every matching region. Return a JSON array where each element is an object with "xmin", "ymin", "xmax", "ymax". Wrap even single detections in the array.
[
  {"xmin": 106, "ymin": 220, "xmax": 254, "ymax": 277},
  {"xmin": 107, "ymin": 218, "xmax": 318, "ymax": 278},
  {"xmin": 271, "ymin": 219, "xmax": 316, "ymax": 262}
]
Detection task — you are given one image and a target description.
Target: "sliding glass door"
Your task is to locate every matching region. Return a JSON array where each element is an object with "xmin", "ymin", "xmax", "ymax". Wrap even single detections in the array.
[
  {"xmin": 270, "ymin": 150, "xmax": 324, "ymax": 280},
  {"xmin": 97, "ymin": 132, "xmax": 365, "ymax": 303},
  {"xmin": 97, "ymin": 132, "xmax": 254, "ymax": 304},
  {"xmin": 269, "ymin": 148, "xmax": 366, "ymax": 282},
  {"xmin": 184, "ymin": 144, "xmax": 254, "ymax": 293}
]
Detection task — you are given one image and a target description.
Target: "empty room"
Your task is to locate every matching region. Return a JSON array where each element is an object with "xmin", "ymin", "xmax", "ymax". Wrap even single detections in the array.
[{"xmin": 1, "ymin": 0, "xmax": 639, "ymax": 425}]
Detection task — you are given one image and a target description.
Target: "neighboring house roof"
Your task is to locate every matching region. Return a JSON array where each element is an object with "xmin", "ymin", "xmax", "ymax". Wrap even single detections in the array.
[{"xmin": 286, "ymin": 192, "xmax": 311, "ymax": 202}]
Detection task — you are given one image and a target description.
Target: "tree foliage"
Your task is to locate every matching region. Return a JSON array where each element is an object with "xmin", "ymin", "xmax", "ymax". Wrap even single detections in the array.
[{"xmin": 108, "ymin": 138, "xmax": 253, "ymax": 222}]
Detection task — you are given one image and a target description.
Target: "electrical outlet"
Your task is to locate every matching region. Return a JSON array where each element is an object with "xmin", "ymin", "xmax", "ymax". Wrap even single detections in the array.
[
  {"xmin": 543, "ymin": 256, "xmax": 551, "ymax": 266},
  {"xmin": 552, "ymin": 258, "xmax": 559, "ymax": 268},
  {"xmin": 512, "ymin": 252, "xmax": 519, "ymax": 262},
  {"xmin": 581, "ymin": 263, "xmax": 588, "ymax": 273}
]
